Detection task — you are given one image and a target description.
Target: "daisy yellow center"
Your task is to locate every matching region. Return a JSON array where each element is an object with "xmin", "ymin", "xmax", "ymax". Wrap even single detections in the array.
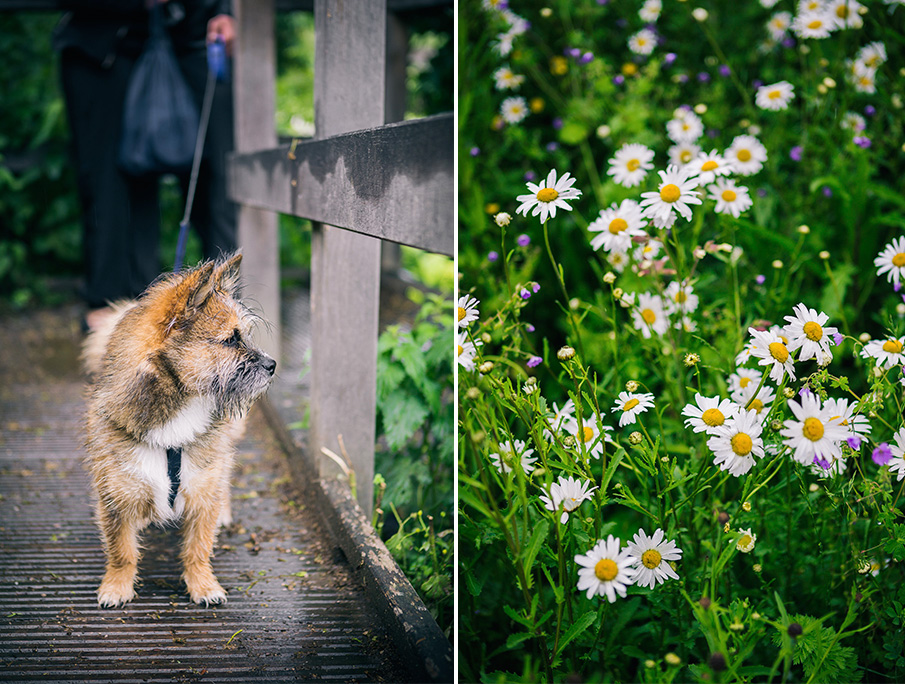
[
  {"xmin": 749, "ymin": 398, "xmax": 765, "ymax": 413},
  {"xmin": 803, "ymin": 321, "xmax": 823, "ymax": 341},
  {"xmin": 641, "ymin": 309, "xmax": 657, "ymax": 324},
  {"xmin": 608, "ymin": 218, "xmax": 629, "ymax": 234},
  {"xmin": 807, "ymin": 19, "xmax": 823, "ymax": 29},
  {"xmin": 731, "ymin": 433, "xmax": 753, "ymax": 456},
  {"xmin": 675, "ymin": 291, "xmax": 688, "ymax": 303},
  {"xmin": 882, "ymin": 339, "xmax": 903, "ymax": 354},
  {"xmin": 739, "ymin": 533, "xmax": 753, "ymax": 547},
  {"xmin": 457, "ymin": 345, "xmax": 464, "ymax": 356},
  {"xmin": 737, "ymin": 149, "xmax": 752, "ymax": 162},
  {"xmin": 702, "ymin": 408, "xmax": 725, "ymax": 427},
  {"xmin": 457, "ymin": 306, "xmax": 467, "ymax": 322},
  {"xmin": 641, "ymin": 549, "xmax": 662, "ymax": 569},
  {"xmin": 739, "ymin": 376, "xmax": 752, "ymax": 388},
  {"xmin": 721, "ymin": 189, "xmax": 737, "ymax": 202},
  {"xmin": 836, "ymin": 5, "xmax": 848, "ymax": 17},
  {"xmin": 623, "ymin": 398, "xmax": 640, "ymax": 412},
  {"xmin": 536, "ymin": 188, "xmax": 559, "ymax": 203},
  {"xmin": 802, "ymin": 417, "xmax": 824, "ymax": 441},
  {"xmin": 701, "ymin": 160, "xmax": 718, "ymax": 172},
  {"xmin": 581, "ymin": 426, "xmax": 594, "ymax": 443},
  {"xmin": 626, "ymin": 158, "xmax": 641, "ymax": 171},
  {"xmin": 680, "ymin": 150, "xmax": 694, "ymax": 163},
  {"xmin": 768, "ymin": 90, "xmax": 782, "ymax": 100},
  {"xmin": 660, "ymin": 184, "xmax": 682, "ymax": 203},
  {"xmin": 595, "ymin": 558, "xmax": 618, "ymax": 582},
  {"xmin": 768, "ymin": 342, "xmax": 789, "ymax": 363},
  {"xmin": 892, "ymin": 253, "xmax": 905, "ymax": 268}
]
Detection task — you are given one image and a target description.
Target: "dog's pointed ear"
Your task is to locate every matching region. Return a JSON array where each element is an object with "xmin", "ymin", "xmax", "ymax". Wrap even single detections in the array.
[
  {"xmin": 185, "ymin": 261, "xmax": 217, "ymax": 312},
  {"xmin": 211, "ymin": 251, "xmax": 243, "ymax": 296}
]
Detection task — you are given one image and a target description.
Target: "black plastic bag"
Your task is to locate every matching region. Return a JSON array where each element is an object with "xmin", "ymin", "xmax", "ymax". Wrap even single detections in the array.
[{"xmin": 118, "ymin": 5, "xmax": 199, "ymax": 176}]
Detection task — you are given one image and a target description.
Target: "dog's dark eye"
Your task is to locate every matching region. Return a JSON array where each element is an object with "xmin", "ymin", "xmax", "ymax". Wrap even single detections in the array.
[{"xmin": 223, "ymin": 329, "xmax": 242, "ymax": 348}]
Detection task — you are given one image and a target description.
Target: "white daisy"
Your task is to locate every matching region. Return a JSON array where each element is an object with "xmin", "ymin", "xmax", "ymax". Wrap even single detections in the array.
[
  {"xmin": 493, "ymin": 65, "xmax": 525, "ymax": 91},
  {"xmin": 748, "ymin": 327, "xmax": 796, "ymax": 383},
  {"xmin": 628, "ymin": 28, "xmax": 658, "ymax": 56},
  {"xmin": 539, "ymin": 475, "xmax": 597, "ymax": 524},
  {"xmin": 575, "ymin": 536, "xmax": 636, "ymax": 602},
  {"xmin": 728, "ymin": 368, "xmax": 763, "ymax": 401},
  {"xmin": 780, "ymin": 393, "xmax": 850, "ymax": 467},
  {"xmin": 668, "ymin": 142, "xmax": 702, "ymax": 167},
  {"xmin": 827, "ymin": 0, "xmax": 865, "ymax": 29},
  {"xmin": 500, "ymin": 96, "xmax": 529, "ymax": 124},
  {"xmin": 633, "ymin": 238, "xmax": 663, "ymax": 264},
  {"xmin": 492, "ymin": 30, "xmax": 515, "ymax": 57},
  {"xmin": 850, "ymin": 63, "xmax": 876, "ymax": 94},
  {"xmin": 488, "ymin": 438, "xmax": 537, "ymax": 474},
  {"xmin": 543, "ymin": 398, "xmax": 578, "ymax": 441},
  {"xmin": 639, "ymin": 165, "xmax": 702, "ymax": 224},
  {"xmin": 887, "ymin": 428, "xmax": 905, "ymax": 481},
  {"xmin": 607, "ymin": 143, "xmax": 655, "ymax": 188},
  {"xmin": 663, "ymin": 280, "xmax": 699, "ymax": 317},
  {"xmin": 783, "ymin": 302, "xmax": 838, "ymax": 362},
  {"xmin": 874, "ymin": 236, "xmax": 905, "ymax": 287},
  {"xmin": 708, "ymin": 178, "xmax": 753, "ymax": 218},
  {"xmin": 666, "ymin": 111, "xmax": 704, "ymax": 144},
  {"xmin": 841, "ymin": 111, "xmax": 867, "ymax": 133},
  {"xmin": 707, "ymin": 409, "xmax": 765, "ymax": 477},
  {"xmin": 823, "ymin": 397, "xmax": 872, "ymax": 441},
  {"xmin": 612, "ymin": 391, "xmax": 655, "ymax": 427},
  {"xmin": 566, "ymin": 414, "xmax": 614, "ymax": 460},
  {"xmin": 588, "ymin": 199, "xmax": 648, "ymax": 253},
  {"xmin": 792, "ymin": 9, "xmax": 835, "ymax": 39},
  {"xmin": 735, "ymin": 341, "xmax": 757, "ymax": 368},
  {"xmin": 630, "ymin": 292, "xmax": 670, "ymax": 339},
  {"xmin": 639, "ymin": 0, "xmax": 662, "ymax": 22},
  {"xmin": 625, "ymin": 528, "xmax": 682, "ymax": 589},
  {"xmin": 766, "ymin": 11, "xmax": 793, "ymax": 40},
  {"xmin": 457, "ymin": 294, "xmax": 480, "ymax": 329},
  {"xmin": 755, "ymin": 81, "xmax": 795, "ymax": 111},
  {"xmin": 726, "ymin": 135, "xmax": 768, "ymax": 176},
  {"xmin": 686, "ymin": 150, "xmax": 734, "ymax": 185},
  {"xmin": 860, "ymin": 337, "xmax": 905, "ymax": 369},
  {"xmin": 736, "ymin": 528, "xmax": 757, "ymax": 553},
  {"xmin": 737, "ymin": 382, "xmax": 776, "ymax": 419},
  {"xmin": 456, "ymin": 331, "xmax": 482, "ymax": 371},
  {"xmin": 515, "ymin": 169, "xmax": 582, "ymax": 224},
  {"xmin": 608, "ymin": 250, "xmax": 630, "ymax": 273},
  {"xmin": 857, "ymin": 41, "xmax": 887, "ymax": 69},
  {"xmin": 682, "ymin": 393, "xmax": 740, "ymax": 435}
]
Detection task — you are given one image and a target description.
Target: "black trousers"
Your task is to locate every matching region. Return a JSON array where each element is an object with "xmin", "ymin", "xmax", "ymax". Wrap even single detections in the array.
[{"xmin": 60, "ymin": 47, "xmax": 237, "ymax": 308}]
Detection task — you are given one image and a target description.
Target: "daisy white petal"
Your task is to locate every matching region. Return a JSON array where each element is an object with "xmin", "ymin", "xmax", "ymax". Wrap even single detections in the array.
[
  {"xmin": 612, "ymin": 391, "xmax": 655, "ymax": 427},
  {"xmin": 625, "ymin": 528, "xmax": 683, "ymax": 589},
  {"xmin": 782, "ymin": 302, "xmax": 838, "ymax": 362}
]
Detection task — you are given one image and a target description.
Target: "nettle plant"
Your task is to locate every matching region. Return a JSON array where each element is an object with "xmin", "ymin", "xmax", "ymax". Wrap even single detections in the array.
[{"xmin": 458, "ymin": 172, "xmax": 905, "ymax": 681}]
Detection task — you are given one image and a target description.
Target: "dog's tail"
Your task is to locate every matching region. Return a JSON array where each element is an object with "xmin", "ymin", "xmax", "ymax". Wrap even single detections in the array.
[{"xmin": 81, "ymin": 302, "xmax": 135, "ymax": 380}]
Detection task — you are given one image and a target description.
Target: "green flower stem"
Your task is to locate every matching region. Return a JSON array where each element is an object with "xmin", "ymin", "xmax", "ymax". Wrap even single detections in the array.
[{"xmin": 543, "ymin": 219, "xmax": 586, "ymax": 359}]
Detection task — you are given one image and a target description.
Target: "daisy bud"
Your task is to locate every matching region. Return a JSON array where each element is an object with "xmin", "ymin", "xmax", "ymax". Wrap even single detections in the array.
[
  {"xmin": 693, "ymin": 247, "xmax": 706, "ymax": 259},
  {"xmin": 485, "ymin": 202, "xmax": 500, "ymax": 214},
  {"xmin": 797, "ymin": 224, "xmax": 810, "ymax": 234},
  {"xmin": 665, "ymin": 653, "xmax": 681, "ymax": 667},
  {"xmin": 857, "ymin": 559, "xmax": 871, "ymax": 574},
  {"xmin": 783, "ymin": 387, "xmax": 796, "ymax": 399},
  {"xmin": 694, "ymin": 103, "xmax": 707, "ymax": 114},
  {"xmin": 742, "ymin": 501, "xmax": 751, "ymax": 512},
  {"xmin": 809, "ymin": 483, "xmax": 819, "ymax": 492},
  {"xmin": 692, "ymin": 7, "xmax": 709, "ymax": 22},
  {"xmin": 471, "ymin": 430, "xmax": 485, "ymax": 443},
  {"xmin": 753, "ymin": 564, "xmax": 762, "ymax": 574},
  {"xmin": 723, "ymin": 522, "xmax": 730, "ymax": 532},
  {"xmin": 562, "ymin": 435, "xmax": 576, "ymax": 448},
  {"xmin": 479, "ymin": 361, "xmax": 494, "ymax": 374},
  {"xmin": 540, "ymin": 7, "xmax": 552, "ymax": 17},
  {"xmin": 557, "ymin": 345, "xmax": 576, "ymax": 361},
  {"xmin": 465, "ymin": 387, "xmax": 481, "ymax": 400},
  {"xmin": 596, "ymin": 124, "xmax": 611, "ymax": 138},
  {"xmin": 823, "ymin": 77, "xmax": 836, "ymax": 89},
  {"xmin": 819, "ymin": 251, "xmax": 830, "ymax": 260},
  {"xmin": 708, "ymin": 652, "xmax": 727, "ymax": 672},
  {"xmin": 481, "ymin": 333, "xmax": 492, "ymax": 344},
  {"xmin": 625, "ymin": 380, "xmax": 639, "ymax": 392},
  {"xmin": 772, "ymin": 259, "xmax": 784, "ymax": 269},
  {"xmin": 613, "ymin": 287, "xmax": 624, "ymax": 299},
  {"xmin": 644, "ymin": 660, "xmax": 656, "ymax": 669},
  {"xmin": 684, "ymin": 352, "xmax": 700, "ymax": 367},
  {"xmin": 770, "ymin": 420, "xmax": 783, "ymax": 431},
  {"xmin": 859, "ymin": 332, "xmax": 871, "ymax": 343},
  {"xmin": 603, "ymin": 272, "xmax": 616, "ymax": 284},
  {"xmin": 628, "ymin": 431, "xmax": 643, "ymax": 445},
  {"xmin": 896, "ymin": 303, "xmax": 905, "ymax": 316},
  {"xmin": 729, "ymin": 621, "xmax": 745, "ymax": 632},
  {"xmin": 494, "ymin": 212, "xmax": 511, "ymax": 227},
  {"xmin": 569, "ymin": 298, "xmax": 580, "ymax": 310},
  {"xmin": 817, "ymin": 84, "xmax": 828, "ymax": 95}
]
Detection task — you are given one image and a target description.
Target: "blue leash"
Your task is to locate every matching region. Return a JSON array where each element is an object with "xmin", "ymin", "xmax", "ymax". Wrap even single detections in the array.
[{"xmin": 174, "ymin": 38, "xmax": 228, "ymax": 272}]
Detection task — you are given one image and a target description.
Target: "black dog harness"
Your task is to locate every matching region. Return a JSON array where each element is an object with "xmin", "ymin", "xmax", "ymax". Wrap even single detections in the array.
[{"xmin": 166, "ymin": 447, "xmax": 182, "ymax": 508}]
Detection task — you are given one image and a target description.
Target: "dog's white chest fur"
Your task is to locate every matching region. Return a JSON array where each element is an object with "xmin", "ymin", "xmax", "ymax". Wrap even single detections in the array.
[
  {"xmin": 145, "ymin": 396, "xmax": 216, "ymax": 449},
  {"xmin": 130, "ymin": 445, "xmax": 199, "ymax": 522}
]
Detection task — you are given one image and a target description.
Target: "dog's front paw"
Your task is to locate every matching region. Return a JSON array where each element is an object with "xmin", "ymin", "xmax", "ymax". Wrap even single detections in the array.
[
  {"xmin": 185, "ymin": 572, "xmax": 227, "ymax": 606},
  {"xmin": 97, "ymin": 574, "xmax": 137, "ymax": 608}
]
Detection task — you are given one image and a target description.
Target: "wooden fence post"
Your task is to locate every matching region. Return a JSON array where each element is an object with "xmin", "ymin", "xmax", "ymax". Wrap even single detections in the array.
[
  {"xmin": 310, "ymin": 0, "xmax": 387, "ymax": 518},
  {"xmin": 234, "ymin": 0, "xmax": 281, "ymax": 363}
]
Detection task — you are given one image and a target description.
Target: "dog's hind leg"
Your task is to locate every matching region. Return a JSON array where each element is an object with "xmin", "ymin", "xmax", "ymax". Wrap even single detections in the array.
[{"xmin": 96, "ymin": 502, "xmax": 141, "ymax": 607}]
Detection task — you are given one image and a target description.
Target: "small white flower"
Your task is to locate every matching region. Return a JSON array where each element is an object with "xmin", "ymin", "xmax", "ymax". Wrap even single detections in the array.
[
  {"xmin": 780, "ymin": 393, "xmax": 850, "ymax": 467},
  {"xmin": 612, "ymin": 391, "xmax": 655, "ymax": 427},
  {"xmin": 457, "ymin": 294, "xmax": 480, "ymax": 329},
  {"xmin": 607, "ymin": 143, "xmax": 656, "ymax": 188},
  {"xmin": 860, "ymin": 337, "xmax": 905, "ymax": 369},
  {"xmin": 766, "ymin": 11, "xmax": 793, "ymax": 40},
  {"xmin": 668, "ymin": 142, "xmax": 702, "ymax": 167},
  {"xmin": 686, "ymin": 150, "xmax": 734, "ymax": 185},
  {"xmin": 625, "ymin": 528, "xmax": 682, "ymax": 589},
  {"xmin": 792, "ymin": 9, "xmax": 835, "ymax": 39},
  {"xmin": 515, "ymin": 169, "xmax": 582, "ymax": 224},
  {"xmin": 887, "ymin": 428, "xmax": 905, "ymax": 481},
  {"xmin": 755, "ymin": 80, "xmax": 795, "ymax": 111},
  {"xmin": 628, "ymin": 28, "xmax": 658, "ymax": 56},
  {"xmin": 493, "ymin": 65, "xmax": 525, "ymax": 91},
  {"xmin": 841, "ymin": 112, "xmax": 866, "ymax": 133},
  {"xmin": 849, "ymin": 62, "xmax": 876, "ymax": 94},
  {"xmin": 588, "ymin": 199, "xmax": 648, "ymax": 253},
  {"xmin": 666, "ymin": 111, "xmax": 704, "ymax": 144},
  {"xmin": 823, "ymin": 397, "xmax": 872, "ymax": 441},
  {"xmin": 874, "ymin": 236, "xmax": 905, "ymax": 287},
  {"xmin": 565, "ymin": 414, "xmax": 614, "ymax": 460},
  {"xmin": 857, "ymin": 41, "xmax": 887, "ymax": 69},
  {"xmin": 488, "ymin": 438, "xmax": 537, "ymax": 474},
  {"xmin": 726, "ymin": 135, "xmax": 768, "ymax": 176},
  {"xmin": 631, "ymin": 293, "xmax": 670, "ymax": 339},
  {"xmin": 736, "ymin": 528, "xmax": 757, "ymax": 553},
  {"xmin": 663, "ymin": 280, "xmax": 699, "ymax": 317},
  {"xmin": 500, "ymin": 96, "xmax": 529, "ymax": 124},
  {"xmin": 707, "ymin": 410, "xmax": 766, "ymax": 477},
  {"xmin": 682, "ymin": 393, "xmax": 740, "ymax": 435},
  {"xmin": 456, "ymin": 331, "xmax": 482, "ymax": 371},
  {"xmin": 608, "ymin": 250, "xmax": 630, "ymax": 273},
  {"xmin": 539, "ymin": 475, "xmax": 597, "ymax": 524},
  {"xmin": 782, "ymin": 302, "xmax": 838, "ymax": 362},
  {"xmin": 748, "ymin": 327, "xmax": 796, "ymax": 383},
  {"xmin": 639, "ymin": 0, "xmax": 662, "ymax": 22},
  {"xmin": 826, "ymin": 0, "xmax": 865, "ymax": 29},
  {"xmin": 639, "ymin": 165, "xmax": 702, "ymax": 224},
  {"xmin": 543, "ymin": 398, "xmax": 578, "ymax": 442},
  {"xmin": 708, "ymin": 178, "xmax": 753, "ymax": 218},
  {"xmin": 575, "ymin": 536, "xmax": 636, "ymax": 602}
]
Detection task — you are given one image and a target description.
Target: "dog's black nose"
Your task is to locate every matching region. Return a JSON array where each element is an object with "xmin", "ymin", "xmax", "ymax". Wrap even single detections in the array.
[{"xmin": 261, "ymin": 355, "xmax": 277, "ymax": 376}]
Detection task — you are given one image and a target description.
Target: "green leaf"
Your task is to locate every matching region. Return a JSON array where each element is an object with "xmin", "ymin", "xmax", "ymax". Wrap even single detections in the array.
[
  {"xmin": 555, "ymin": 610, "xmax": 597, "ymax": 657},
  {"xmin": 521, "ymin": 519, "xmax": 551, "ymax": 585}
]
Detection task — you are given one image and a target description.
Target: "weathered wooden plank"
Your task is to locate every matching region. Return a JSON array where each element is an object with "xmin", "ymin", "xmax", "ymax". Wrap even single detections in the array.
[
  {"xmin": 309, "ymin": 0, "xmax": 386, "ymax": 518},
  {"xmin": 234, "ymin": 0, "xmax": 281, "ymax": 362},
  {"xmin": 227, "ymin": 114, "xmax": 453, "ymax": 257}
]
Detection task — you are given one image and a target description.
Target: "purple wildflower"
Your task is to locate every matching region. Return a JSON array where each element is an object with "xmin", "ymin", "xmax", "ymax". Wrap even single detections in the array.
[
  {"xmin": 520, "ymin": 288, "xmax": 531, "ymax": 300},
  {"xmin": 864, "ymin": 105, "xmax": 876, "ymax": 117},
  {"xmin": 814, "ymin": 455, "xmax": 832, "ymax": 471},
  {"xmin": 566, "ymin": 47, "xmax": 581, "ymax": 59},
  {"xmin": 664, "ymin": 52, "xmax": 677, "ymax": 66},
  {"xmin": 822, "ymin": 186, "xmax": 833, "ymax": 198},
  {"xmin": 546, "ymin": 142, "xmax": 559, "ymax": 152},
  {"xmin": 833, "ymin": 332, "xmax": 844, "ymax": 346},
  {"xmin": 613, "ymin": 75, "xmax": 625, "ymax": 86},
  {"xmin": 524, "ymin": 171, "xmax": 537, "ymax": 182},
  {"xmin": 872, "ymin": 443, "xmax": 893, "ymax": 466},
  {"xmin": 527, "ymin": 355, "xmax": 543, "ymax": 368},
  {"xmin": 488, "ymin": 251, "xmax": 499, "ymax": 262},
  {"xmin": 853, "ymin": 135, "xmax": 871, "ymax": 149},
  {"xmin": 517, "ymin": 234, "xmax": 530, "ymax": 247},
  {"xmin": 470, "ymin": 147, "xmax": 480, "ymax": 157},
  {"xmin": 782, "ymin": 36, "xmax": 795, "ymax": 49},
  {"xmin": 579, "ymin": 52, "xmax": 594, "ymax": 64},
  {"xmin": 526, "ymin": 323, "xmax": 535, "ymax": 333},
  {"xmin": 790, "ymin": 146, "xmax": 803, "ymax": 162},
  {"xmin": 532, "ymin": 282, "xmax": 540, "ymax": 293},
  {"xmin": 698, "ymin": 72, "xmax": 711, "ymax": 82},
  {"xmin": 755, "ymin": 274, "xmax": 766, "ymax": 285},
  {"xmin": 719, "ymin": 64, "xmax": 731, "ymax": 77},
  {"xmin": 847, "ymin": 435, "xmax": 862, "ymax": 451}
]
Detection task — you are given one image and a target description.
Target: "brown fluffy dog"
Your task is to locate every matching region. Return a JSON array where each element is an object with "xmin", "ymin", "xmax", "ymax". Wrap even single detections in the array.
[{"xmin": 82, "ymin": 253, "xmax": 276, "ymax": 607}]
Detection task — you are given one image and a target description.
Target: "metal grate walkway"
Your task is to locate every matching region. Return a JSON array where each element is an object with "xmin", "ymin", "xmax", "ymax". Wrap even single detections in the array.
[{"xmin": 0, "ymin": 306, "xmax": 406, "ymax": 683}]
